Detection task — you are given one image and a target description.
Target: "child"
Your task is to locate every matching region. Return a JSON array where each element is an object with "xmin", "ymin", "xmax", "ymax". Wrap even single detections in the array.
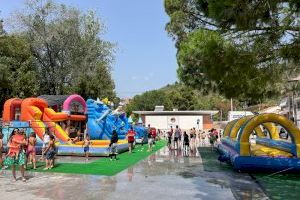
[
  {"xmin": 43, "ymin": 135, "xmax": 56, "ymax": 170},
  {"xmin": 41, "ymin": 130, "xmax": 50, "ymax": 160},
  {"xmin": 26, "ymin": 132, "xmax": 37, "ymax": 169},
  {"xmin": 83, "ymin": 134, "xmax": 91, "ymax": 162},
  {"xmin": 72, "ymin": 129, "xmax": 84, "ymax": 143}
]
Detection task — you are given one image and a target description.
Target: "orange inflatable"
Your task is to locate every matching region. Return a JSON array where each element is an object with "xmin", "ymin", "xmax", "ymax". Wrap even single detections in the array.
[
  {"xmin": 20, "ymin": 98, "xmax": 48, "ymax": 140},
  {"xmin": 2, "ymin": 98, "xmax": 22, "ymax": 122},
  {"xmin": 43, "ymin": 108, "xmax": 71, "ymax": 143}
]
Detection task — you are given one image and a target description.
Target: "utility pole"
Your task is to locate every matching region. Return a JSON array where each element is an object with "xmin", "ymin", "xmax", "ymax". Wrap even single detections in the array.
[{"xmin": 231, "ymin": 98, "xmax": 233, "ymax": 111}]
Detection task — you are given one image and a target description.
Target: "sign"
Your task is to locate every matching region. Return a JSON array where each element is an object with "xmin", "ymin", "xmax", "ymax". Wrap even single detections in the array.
[{"xmin": 228, "ymin": 111, "xmax": 253, "ymax": 121}]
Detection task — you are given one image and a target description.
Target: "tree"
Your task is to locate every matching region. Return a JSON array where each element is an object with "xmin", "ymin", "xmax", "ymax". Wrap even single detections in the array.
[
  {"xmin": 14, "ymin": 0, "xmax": 116, "ymax": 98},
  {"xmin": 125, "ymin": 90, "xmax": 169, "ymax": 115},
  {"xmin": 0, "ymin": 33, "xmax": 38, "ymax": 110},
  {"xmin": 165, "ymin": 0, "xmax": 299, "ymax": 104}
]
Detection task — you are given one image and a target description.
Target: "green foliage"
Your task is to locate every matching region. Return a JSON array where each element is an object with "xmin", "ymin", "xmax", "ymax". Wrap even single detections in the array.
[
  {"xmin": 14, "ymin": 0, "xmax": 116, "ymax": 98},
  {"xmin": 165, "ymin": 0, "xmax": 299, "ymax": 104},
  {"xmin": 125, "ymin": 90, "xmax": 169, "ymax": 115},
  {"xmin": 125, "ymin": 83, "xmax": 239, "ymax": 120},
  {"xmin": 0, "ymin": 34, "xmax": 38, "ymax": 110}
]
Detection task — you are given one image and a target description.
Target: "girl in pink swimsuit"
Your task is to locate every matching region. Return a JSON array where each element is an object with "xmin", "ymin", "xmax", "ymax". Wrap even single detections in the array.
[{"xmin": 26, "ymin": 133, "xmax": 37, "ymax": 169}]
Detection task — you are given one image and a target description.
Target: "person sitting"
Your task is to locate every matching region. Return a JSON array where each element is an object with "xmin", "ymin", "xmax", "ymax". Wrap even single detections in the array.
[{"xmin": 72, "ymin": 129, "xmax": 84, "ymax": 144}]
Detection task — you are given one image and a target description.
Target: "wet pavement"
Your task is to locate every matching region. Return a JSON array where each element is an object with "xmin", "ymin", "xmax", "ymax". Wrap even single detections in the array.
[{"xmin": 0, "ymin": 146, "xmax": 268, "ymax": 200}]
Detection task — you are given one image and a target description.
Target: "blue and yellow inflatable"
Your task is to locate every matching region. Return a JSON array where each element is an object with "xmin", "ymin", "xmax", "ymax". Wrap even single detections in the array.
[{"xmin": 217, "ymin": 113, "xmax": 300, "ymax": 172}]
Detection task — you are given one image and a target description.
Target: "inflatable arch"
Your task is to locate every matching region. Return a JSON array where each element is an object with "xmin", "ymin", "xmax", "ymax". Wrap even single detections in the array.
[
  {"xmin": 223, "ymin": 119, "xmax": 238, "ymax": 137},
  {"xmin": 63, "ymin": 94, "xmax": 87, "ymax": 114},
  {"xmin": 229, "ymin": 117, "xmax": 280, "ymax": 140},
  {"xmin": 2, "ymin": 98, "xmax": 23, "ymax": 122},
  {"xmin": 229, "ymin": 116, "xmax": 265, "ymax": 139},
  {"xmin": 238, "ymin": 113, "xmax": 300, "ymax": 157}
]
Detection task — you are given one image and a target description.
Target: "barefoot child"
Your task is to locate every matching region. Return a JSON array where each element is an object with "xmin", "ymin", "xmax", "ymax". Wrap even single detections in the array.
[
  {"xmin": 43, "ymin": 135, "xmax": 56, "ymax": 170},
  {"xmin": 41, "ymin": 130, "xmax": 50, "ymax": 160},
  {"xmin": 83, "ymin": 134, "xmax": 91, "ymax": 162},
  {"xmin": 26, "ymin": 132, "xmax": 37, "ymax": 169}
]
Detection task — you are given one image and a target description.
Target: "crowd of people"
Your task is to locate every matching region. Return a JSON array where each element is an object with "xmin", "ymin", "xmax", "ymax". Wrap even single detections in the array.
[{"xmin": 164, "ymin": 126, "xmax": 222, "ymax": 153}]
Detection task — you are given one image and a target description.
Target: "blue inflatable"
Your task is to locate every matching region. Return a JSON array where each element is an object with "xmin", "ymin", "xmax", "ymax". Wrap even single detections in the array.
[
  {"xmin": 217, "ymin": 113, "xmax": 300, "ymax": 172},
  {"xmin": 86, "ymin": 99, "xmax": 147, "ymax": 141}
]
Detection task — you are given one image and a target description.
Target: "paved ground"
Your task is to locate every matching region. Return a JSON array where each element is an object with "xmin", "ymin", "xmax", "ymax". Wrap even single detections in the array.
[{"xmin": 0, "ymin": 146, "xmax": 268, "ymax": 200}]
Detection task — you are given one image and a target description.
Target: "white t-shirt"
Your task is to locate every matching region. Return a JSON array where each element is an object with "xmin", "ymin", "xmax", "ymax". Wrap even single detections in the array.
[{"xmin": 43, "ymin": 134, "xmax": 50, "ymax": 144}]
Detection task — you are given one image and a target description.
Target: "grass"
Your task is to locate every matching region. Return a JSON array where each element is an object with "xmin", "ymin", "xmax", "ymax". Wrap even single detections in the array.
[
  {"xmin": 25, "ymin": 140, "xmax": 166, "ymax": 176},
  {"xmin": 197, "ymin": 147, "xmax": 232, "ymax": 172}
]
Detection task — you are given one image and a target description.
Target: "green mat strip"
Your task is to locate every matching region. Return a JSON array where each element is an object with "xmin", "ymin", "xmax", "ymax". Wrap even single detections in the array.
[{"xmin": 24, "ymin": 140, "xmax": 166, "ymax": 176}]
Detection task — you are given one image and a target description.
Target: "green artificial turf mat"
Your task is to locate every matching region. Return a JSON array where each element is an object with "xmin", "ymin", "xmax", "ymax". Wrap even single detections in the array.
[
  {"xmin": 198, "ymin": 147, "xmax": 232, "ymax": 172},
  {"xmin": 25, "ymin": 140, "xmax": 166, "ymax": 176},
  {"xmin": 250, "ymin": 173, "xmax": 300, "ymax": 199}
]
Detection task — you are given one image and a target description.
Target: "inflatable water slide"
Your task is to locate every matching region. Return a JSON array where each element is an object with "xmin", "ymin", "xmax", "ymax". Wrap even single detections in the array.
[
  {"xmin": 217, "ymin": 113, "xmax": 300, "ymax": 172},
  {"xmin": 87, "ymin": 99, "xmax": 147, "ymax": 142},
  {"xmin": 2, "ymin": 95, "xmax": 128, "ymax": 156}
]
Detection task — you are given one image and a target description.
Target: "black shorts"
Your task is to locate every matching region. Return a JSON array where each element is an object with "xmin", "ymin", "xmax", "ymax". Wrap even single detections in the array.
[
  {"xmin": 174, "ymin": 137, "xmax": 178, "ymax": 142},
  {"xmin": 128, "ymin": 141, "xmax": 134, "ymax": 144},
  {"xmin": 168, "ymin": 137, "xmax": 172, "ymax": 144},
  {"xmin": 84, "ymin": 146, "xmax": 89, "ymax": 153},
  {"xmin": 184, "ymin": 142, "xmax": 189, "ymax": 146}
]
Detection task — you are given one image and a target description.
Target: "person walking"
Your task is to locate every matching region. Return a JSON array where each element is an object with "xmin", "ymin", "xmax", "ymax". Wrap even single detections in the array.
[
  {"xmin": 167, "ymin": 127, "xmax": 173, "ymax": 149},
  {"xmin": 127, "ymin": 127, "xmax": 136, "ymax": 153},
  {"xmin": 174, "ymin": 126, "xmax": 181, "ymax": 149},
  {"xmin": 109, "ymin": 130, "xmax": 119, "ymax": 160},
  {"xmin": 4, "ymin": 128, "xmax": 27, "ymax": 182},
  {"xmin": 26, "ymin": 132, "xmax": 37, "ymax": 170},
  {"xmin": 183, "ymin": 131, "xmax": 190, "ymax": 156},
  {"xmin": 83, "ymin": 134, "xmax": 91, "ymax": 162},
  {"xmin": 43, "ymin": 135, "xmax": 56, "ymax": 170}
]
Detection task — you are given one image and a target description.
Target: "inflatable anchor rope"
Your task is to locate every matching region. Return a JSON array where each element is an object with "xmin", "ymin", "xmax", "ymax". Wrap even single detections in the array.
[{"xmin": 250, "ymin": 166, "xmax": 294, "ymax": 181}]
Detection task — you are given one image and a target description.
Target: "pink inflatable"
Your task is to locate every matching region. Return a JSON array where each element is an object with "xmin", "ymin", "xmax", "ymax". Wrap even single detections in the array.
[{"xmin": 63, "ymin": 94, "xmax": 87, "ymax": 113}]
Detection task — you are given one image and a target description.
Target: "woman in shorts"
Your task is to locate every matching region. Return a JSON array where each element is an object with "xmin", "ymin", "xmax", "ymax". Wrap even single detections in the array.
[
  {"xmin": 127, "ymin": 127, "xmax": 136, "ymax": 153},
  {"xmin": 44, "ymin": 135, "xmax": 56, "ymax": 170}
]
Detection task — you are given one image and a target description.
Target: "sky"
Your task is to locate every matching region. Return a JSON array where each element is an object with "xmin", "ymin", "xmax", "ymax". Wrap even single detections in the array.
[{"xmin": 0, "ymin": 0, "xmax": 178, "ymax": 98}]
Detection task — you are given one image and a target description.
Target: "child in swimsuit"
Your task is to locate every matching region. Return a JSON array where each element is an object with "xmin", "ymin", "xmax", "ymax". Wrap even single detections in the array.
[
  {"xmin": 26, "ymin": 132, "xmax": 37, "ymax": 169},
  {"xmin": 83, "ymin": 134, "xmax": 91, "ymax": 162}
]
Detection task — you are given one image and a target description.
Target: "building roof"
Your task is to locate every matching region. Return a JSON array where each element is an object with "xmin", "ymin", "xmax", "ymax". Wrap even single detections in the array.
[
  {"xmin": 38, "ymin": 95, "xmax": 70, "ymax": 107},
  {"xmin": 259, "ymin": 106, "xmax": 281, "ymax": 114},
  {"xmin": 133, "ymin": 110, "xmax": 219, "ymax": 115}
]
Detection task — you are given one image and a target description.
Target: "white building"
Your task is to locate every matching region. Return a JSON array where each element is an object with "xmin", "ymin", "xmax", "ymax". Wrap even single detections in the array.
[{"xmin": 133, "ymin": 108, "xmax": 219, "ymax": 131}]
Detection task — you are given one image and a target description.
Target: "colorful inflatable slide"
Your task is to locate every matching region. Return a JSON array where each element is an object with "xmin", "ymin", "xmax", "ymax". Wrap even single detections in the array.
[
  {"xmin": 217, "ymin": 113, "xmax": 300, "ymax": 172},
  {"xmin": 1, "ymin": 95, "xmax": 130, "ymax": 156}
]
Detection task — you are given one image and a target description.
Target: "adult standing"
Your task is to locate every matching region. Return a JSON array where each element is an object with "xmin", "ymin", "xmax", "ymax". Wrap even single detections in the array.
[
  {"xmin": 109, "ymin": 130, "xmax": 119, "ymax": 160},
  {"xmin": 190, "ymin": 128, "xmax": 196, "ymax": 150},
  {"xmin": 4, "ymin": 128, "xmax": 27, "ymax": 182},
  {"xmin": 174, "ymin": 125, "xmax": 181, "ymax": 149},
  {"xmin": 127, "ymin": 127, "xmax": 136, "ymax": 153},
  {"xmin": 167, "ymin": 126, "xmax": 173, "ymax": 148}
]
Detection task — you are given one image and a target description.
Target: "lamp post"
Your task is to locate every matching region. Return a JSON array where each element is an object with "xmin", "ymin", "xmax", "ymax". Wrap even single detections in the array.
[{"xmin": 288, "ymin": 76, "xmax": 300, "ymax": 126}]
